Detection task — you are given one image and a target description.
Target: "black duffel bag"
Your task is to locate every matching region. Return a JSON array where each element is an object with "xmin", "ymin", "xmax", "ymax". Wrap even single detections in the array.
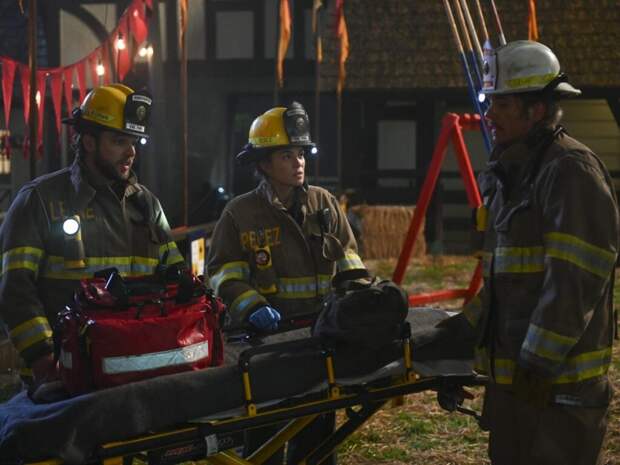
[{"xmin": 312, "ymin": 278, "xmax": 409, "ymax": 349}]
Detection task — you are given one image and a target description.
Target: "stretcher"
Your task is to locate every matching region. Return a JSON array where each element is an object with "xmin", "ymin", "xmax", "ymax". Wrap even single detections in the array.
[{"xmin": 0, "ymin": 308, "xmax": 483, "ymax": 465}]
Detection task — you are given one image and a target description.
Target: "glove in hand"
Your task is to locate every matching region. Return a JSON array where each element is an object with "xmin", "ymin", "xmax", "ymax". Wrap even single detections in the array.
[{"xmin": 248, "ymin": 305, "xmax": 281, "ymax": 332}]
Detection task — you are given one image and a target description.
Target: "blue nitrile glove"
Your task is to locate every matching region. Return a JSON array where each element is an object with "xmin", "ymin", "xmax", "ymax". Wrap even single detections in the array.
[{"xmin": 248, "ymin": 305, "xmax": 281, "ymax": 332}]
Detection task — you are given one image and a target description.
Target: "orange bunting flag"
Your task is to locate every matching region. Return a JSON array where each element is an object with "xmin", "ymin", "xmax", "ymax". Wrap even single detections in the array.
[
  {"xmin": 312, "ymin": 0, "xmax": 323, "ymax": 63},
  {"xmin": 179, "ymin": 0, "xmax": 188, "ymax": 50},
  {"xmin": 528, "ymin": 0, "xmax": 539, "ymax": 41},
  {"xmin": 336, "ymin": 0, "xmax": 349, "ymax": 95},
  {"xmin": 277, "ymin": 0, "xmax": 292, "ymax": 88}
]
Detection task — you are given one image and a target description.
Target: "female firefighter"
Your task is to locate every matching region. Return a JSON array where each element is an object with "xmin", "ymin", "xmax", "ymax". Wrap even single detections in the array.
[{"xmin": 207, "ymin": 101, "xmax": 367, "ymax": 465}]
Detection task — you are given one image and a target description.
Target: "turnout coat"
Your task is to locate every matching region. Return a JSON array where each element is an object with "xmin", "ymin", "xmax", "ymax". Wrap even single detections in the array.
[
  {"xmin": 207, "ymin": 180, "xmax": 366, "ymax": 329},
  {"xmin": 464, "ymin": 127, "xmax": 619, "ymax": 402},
  {"xmin": 0, "ymin": 160, "xmax": 183, "ymax": 365}
]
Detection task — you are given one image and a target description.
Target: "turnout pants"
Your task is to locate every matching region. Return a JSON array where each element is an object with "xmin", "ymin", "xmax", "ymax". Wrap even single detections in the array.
[{"xmin": 482, "ymin": 381, "xmax": 610, "ymax": 465}]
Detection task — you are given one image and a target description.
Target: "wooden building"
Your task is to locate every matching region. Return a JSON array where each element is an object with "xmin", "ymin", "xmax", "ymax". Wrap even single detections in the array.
[{"xmin": 0, "ymin": 0, "xmax": 618, "ymax": 253}]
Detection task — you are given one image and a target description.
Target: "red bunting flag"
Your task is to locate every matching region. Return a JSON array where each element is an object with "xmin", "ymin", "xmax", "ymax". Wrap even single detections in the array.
[
  {"xmin": 0, "ymin": 0, "xmax": 152, "ymax": 157},
  {"xmin": 276, "ymin": 0, "xmax": 292, "ymax": 88},
  {"xmin": 36, "ymin": 70, "xmax": 47, "ymax": 153},
  {"xmin": 63, "ymin": 66, "xmax": 74, "ymax": 114},
  {"xmin": 130, "ymin": 3, "xmax": 148, "ymax": 45},
  {"xmin": 116, "ymin": 18, "xmax": 132, "ymax": 81},
  {"xmin": 101, "ymin": 44, "xmax": 112, "ymax": 85},
  {"xmin": 50, "ymin": 71, "xmax": 63, "ymax": 134},
  {"xmin": 1, "ymin": 58, "xmax": 16, "ymax": 127},
  {"xmin": 76, "ymin": 60, "xmax": 87, "ymax": 103},
  {"xmin": 19, "ymin": 64, "xmax": 30, "ymax": 126},
  {"xmin": 88, "ymin": 50, "xmax": 101, "ymax": 89}
]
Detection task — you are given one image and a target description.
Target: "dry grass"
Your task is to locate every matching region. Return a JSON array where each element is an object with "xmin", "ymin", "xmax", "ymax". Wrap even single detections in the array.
[
  {"xmin": 338, "ymin": 256, "xmax": 620, "ymax": 465},
  {"xmin": 0, "ymin": 256, "xmax": 617, "ymax": 465}
]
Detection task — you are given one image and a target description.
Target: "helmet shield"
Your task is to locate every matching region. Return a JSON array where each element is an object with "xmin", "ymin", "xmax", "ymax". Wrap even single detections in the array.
[
  {"xmin": 123, "ymin": 91, "xmax": 152, "ymax": 137},
  {"xmin": 283, "ymin": 102, "xmax": 311, "ymax": 145}
]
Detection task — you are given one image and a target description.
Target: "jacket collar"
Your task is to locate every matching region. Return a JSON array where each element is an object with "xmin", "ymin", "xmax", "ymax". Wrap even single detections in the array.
[
  {"xmin": 256, "ymin": 179, "xmax": 308, "ymax": 210},
  {"xmin": 69, "ymin": 159, "xmax": 140, "ymax": 212},
  {"xmin": 488, "ymin": 124, "xmax": 561, "ymax": 195}
]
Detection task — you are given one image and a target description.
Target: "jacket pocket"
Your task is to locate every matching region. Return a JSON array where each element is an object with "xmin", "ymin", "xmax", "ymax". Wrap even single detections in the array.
[{"xmin": 494, "ymin": 198, "xmax": 531, "ymax": 233}]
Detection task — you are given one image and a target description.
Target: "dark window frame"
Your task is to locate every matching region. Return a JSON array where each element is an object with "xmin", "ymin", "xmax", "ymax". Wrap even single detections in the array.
[{"xmin": 204, "ymin": 0, "xmax": 314, "ymax": 78}]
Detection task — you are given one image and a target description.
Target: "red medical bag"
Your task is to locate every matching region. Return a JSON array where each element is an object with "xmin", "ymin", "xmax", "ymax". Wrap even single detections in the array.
[{"xmin": 57, "ymin": 271, "xmax": 225, "ymax": 395}]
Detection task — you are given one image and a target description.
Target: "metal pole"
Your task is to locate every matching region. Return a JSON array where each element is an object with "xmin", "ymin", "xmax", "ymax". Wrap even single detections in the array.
[
  {"xmin": 336, "ymin": 90, "xmax": 342, "ymax": 188},
  {"xmin": 443, "ymin": 0, "xmax": 492, "ymax": 152},
  {"xmin": 473, "ymin": 0, "xmax": 490, "ymax": 44},
  {"xmin": 460, "ymin": 0, "xmax": 483, "ymax": 68},
  {"xmin": 273, "ymin": 1, "xmax": 280, "ymax": 106},
  {"xmin": 28, "ymin": 0, "xmax": 37, "ymax": 178},
  {"xmin": 489, "ymin": 0, "xmax": 507, "ymax": 45},
  {"xmin": 452, "ymin": 0, "xmax": 483, "ymax": 91},
  {"xmin": 179, "ymin": 0, "xmax": 188, "ymax": 225},
  {"xmin": 313, "ymin": 6, "xmax": 321, "ymax": 183}
]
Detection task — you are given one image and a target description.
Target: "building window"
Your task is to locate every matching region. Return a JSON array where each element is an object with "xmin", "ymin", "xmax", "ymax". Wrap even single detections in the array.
[
  {"xmin": 216, "ymin": 10, "xmax": 254, "ymax": 59},
  {"xmin": 202, "ymin": 0, "xmax": 313, "ymax": 76},
  {"xmin": 377, "ymin": 120, "xmax": 417, "ymax": 188}
]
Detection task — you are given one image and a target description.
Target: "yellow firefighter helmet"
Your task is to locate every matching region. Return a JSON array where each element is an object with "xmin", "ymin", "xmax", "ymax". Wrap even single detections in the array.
[
  {"xmin": 63, "ymin": 83, "xmax": 152, "ymax": 138},
  {"xmin": 236, "ymin": 102, "xmax": 317, "ymax": 165}
]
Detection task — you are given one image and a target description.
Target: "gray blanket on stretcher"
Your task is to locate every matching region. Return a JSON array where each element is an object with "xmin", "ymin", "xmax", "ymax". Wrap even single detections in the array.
[{"xmin": 0, "ymin": 307, "xmax": 475, "ymax": 464}]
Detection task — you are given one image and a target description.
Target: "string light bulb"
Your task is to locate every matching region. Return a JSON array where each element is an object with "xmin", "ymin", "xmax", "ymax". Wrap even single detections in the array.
[
  {"xmin": 115, "ymin": 33, "xmax": 126, "ymax": 51},
  {"xmin": 96, "ymin": 62, "xmax": 105, "ymax": 76},
  {"xmin": 138, "ymin": 44, "xmax": 154, "ymax": 59},
  {"xmin": 35, "ymin": 90, "xmax": 41, "ymax": 106}
]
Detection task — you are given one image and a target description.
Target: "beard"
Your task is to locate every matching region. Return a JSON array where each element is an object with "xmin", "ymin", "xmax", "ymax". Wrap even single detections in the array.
[{"xmin": 93, "ymin": 148, "xmax": 131, "ymax": 182}]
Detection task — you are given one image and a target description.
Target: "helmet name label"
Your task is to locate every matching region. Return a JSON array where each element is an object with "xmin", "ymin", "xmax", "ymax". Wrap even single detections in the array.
[
  {"xmin": 126, "ymin": 122, "xmax": 146, "ymax": 133},
  {"xmin": 83, "ymin": 108, "xmax": 114, "ymax": 122},
  {"xmin": 249, "ymin": 136, "xmax": 277, "ymax": 146},
  {"xmin": 132, "ymin": 94, "xmax": 152, "ymax": 105}
]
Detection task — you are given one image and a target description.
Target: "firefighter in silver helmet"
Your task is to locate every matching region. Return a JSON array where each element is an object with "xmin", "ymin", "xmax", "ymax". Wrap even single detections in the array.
[
  {"xmin": 207, "ymin": 101, "xmax": 367, "ymax": 465},
  {"xmin": 0, "ymin": 84, "xmax": 184, "ymax": 386},
  {"xmin": 463, "ymin": 41, "xmax": 618, "ymax": 464}
]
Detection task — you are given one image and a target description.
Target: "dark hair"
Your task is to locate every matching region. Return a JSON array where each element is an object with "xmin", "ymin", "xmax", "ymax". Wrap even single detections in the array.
[
  {"xmin": 72, "ymin": 129, "xmax": 101, "ymax": 160},
  {"xmin": 517, "ymin": 91, "xmax": 563, "ymax": 127}
]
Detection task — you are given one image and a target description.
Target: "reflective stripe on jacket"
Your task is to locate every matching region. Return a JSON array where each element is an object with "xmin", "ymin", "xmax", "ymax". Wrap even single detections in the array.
[
  {"xmin": 467, "ymin": 129, "xmax": 619, "ymax": 389},
  {"xmin": 0, "ymin": 160, "xmax": 183, "ymax": 364},
  {"xmin": 207, "ymin": 181, "xmax": 366, "ymax": 328}
]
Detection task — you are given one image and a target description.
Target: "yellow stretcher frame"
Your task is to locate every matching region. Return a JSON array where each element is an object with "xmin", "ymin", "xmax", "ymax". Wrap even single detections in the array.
[{"xmin": 25, "ymin": 334, "xmax": 485, "ymax": 465}]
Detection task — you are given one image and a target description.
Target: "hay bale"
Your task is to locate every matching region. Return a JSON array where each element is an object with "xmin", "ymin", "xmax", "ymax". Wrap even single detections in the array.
[{"xmin": 349, "ymin": 205, "xmax": 426, "ymax": 260}]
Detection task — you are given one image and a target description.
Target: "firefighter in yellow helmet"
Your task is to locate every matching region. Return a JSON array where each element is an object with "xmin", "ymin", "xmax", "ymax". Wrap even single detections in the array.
[
  {"xmin": 459, "ymin": 41, "xmax": 619, "ymax": 464},
  {"xmin": 0, "ymin": 84, "xmax": 184, "ymax": 386},
  {"xmin": 207, "ymin": 102, "xmax": 367, "ymax": 465}
]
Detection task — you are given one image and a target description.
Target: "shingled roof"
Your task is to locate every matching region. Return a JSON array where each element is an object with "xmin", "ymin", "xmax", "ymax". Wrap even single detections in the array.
[{"xmin": 320, "ymin": 0, "xmax": 620, "ymax": 91}]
